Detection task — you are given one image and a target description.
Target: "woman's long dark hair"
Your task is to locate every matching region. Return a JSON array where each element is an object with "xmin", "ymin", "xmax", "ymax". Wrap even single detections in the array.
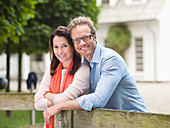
[{"xmin": 49, "ymin": 26, "xmax": 81, "ymax": 76}]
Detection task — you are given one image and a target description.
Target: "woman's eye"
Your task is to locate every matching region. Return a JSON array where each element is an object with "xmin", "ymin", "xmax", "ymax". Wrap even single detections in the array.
[
  {"xmin": 63, "ymin": 45, "xmax": 67, "ymax": 47},
  {"xmin": 54, "ymin": 45, "xmax": 58, "ymax": 48}
]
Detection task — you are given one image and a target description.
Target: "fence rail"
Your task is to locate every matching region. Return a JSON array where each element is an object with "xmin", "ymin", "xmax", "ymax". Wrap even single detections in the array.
[
  {"xmin": 1, "ymin": 93, "xmax": 170, "ymax": 128},
  {"xmin": 0, "ymin": 92, "xmax": 35, "ymax": 110}
]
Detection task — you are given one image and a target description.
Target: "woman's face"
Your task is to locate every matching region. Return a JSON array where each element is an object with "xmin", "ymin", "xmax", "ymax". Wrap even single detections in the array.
[{"xmin": 53, "ymin": 35, "xmax": 74, "ymax": 69}]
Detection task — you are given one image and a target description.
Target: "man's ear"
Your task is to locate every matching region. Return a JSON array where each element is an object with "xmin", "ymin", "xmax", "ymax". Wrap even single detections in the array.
[{"xmin": 93, "ymin": 34, "xmax": 97, "ymax": 40}]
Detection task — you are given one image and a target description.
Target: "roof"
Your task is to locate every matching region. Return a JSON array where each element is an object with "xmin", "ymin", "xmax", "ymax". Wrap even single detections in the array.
[{"xmin": 98, "ymin": 0, "xmax": 166, "ymax": 24}]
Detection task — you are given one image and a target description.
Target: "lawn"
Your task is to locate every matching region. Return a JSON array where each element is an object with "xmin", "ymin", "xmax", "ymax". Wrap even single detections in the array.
[{"xmin": 0, "ymin": 110, "xmax": 44, "ymax": 128}]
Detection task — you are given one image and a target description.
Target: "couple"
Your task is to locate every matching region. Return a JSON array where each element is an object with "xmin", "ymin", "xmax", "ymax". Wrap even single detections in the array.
[{"xmin": 34, "ymin": 16, "xmax": 147, "ymax": 127}]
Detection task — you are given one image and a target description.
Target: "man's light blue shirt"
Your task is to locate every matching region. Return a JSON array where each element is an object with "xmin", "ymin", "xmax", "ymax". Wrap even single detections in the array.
[{"xmin": 77, "ymin": 43, "xmax": 147, "ymax": 112}]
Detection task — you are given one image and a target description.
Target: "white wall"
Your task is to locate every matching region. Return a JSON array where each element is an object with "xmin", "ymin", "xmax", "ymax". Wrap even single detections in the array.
[
  {"xmin": 127, "ymin": 21, "xmax": 159, "ymax": 81},
  {"xmin": 0, "ymin": 54, "xmax": 6, "ymax": 78},
  {"xmin": 44, "ymin": 53, "xmax": 50, "ymax": 70},
  {"xmin": 126, "ymin": 22, "xmax": 155, "ymax": 81},
  {"xmin": 157, "ymin": 0, "xmax": 170, "ymax": 81},
  {"xmin": 97, "ymin": 21, "xmax": 160, "ymax": 82},
  {"xmin": 0, "ymin": 53, "xmax": 30, "ymax": 80},
  {"xmin": 10, "ymin": 54, "xmax": 18, "ymax": 79},
  {"xmin": 22, "ymin": 53, "xmax": 30, "ymax": 80}
]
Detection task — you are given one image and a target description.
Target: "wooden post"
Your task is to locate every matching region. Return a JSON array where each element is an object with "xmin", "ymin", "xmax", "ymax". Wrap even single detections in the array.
[
  {"xmin": 31, "ymin": 110, "xmax": 35, "ymax": 125},
  {"xmin": 55, "ymin": 110, "xmax": 73, "ymax": 128},
  {"xmin": 30, "ymin": 84, "xmax": 35, "ymax": 125}
]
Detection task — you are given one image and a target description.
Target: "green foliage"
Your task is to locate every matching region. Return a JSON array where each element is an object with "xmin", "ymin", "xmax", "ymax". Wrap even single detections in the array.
[
  {"xmin": 22, "ymin": 0, "xmax": 100, "ymax": 54},
  {"xmin": 37, "ymin": 0, "xmax": 99, "ymax": 28},
  {"xmin": 0, "ymin": 0, "xmax": 100, "ymax": 54},
  {"xmin": 0, "ymin": 110, "xmax": 44, "ymax": 128},
  {"xmin": 106, "ymin": 24, "xmax": 131, "ymax": 58},
  {"xmin": 0, "ymin": 0, "xmax": 37, "ymax": 44},
  {"xmin": 22, "ymin": 23, "xmax": 52, "ymax": 54}
]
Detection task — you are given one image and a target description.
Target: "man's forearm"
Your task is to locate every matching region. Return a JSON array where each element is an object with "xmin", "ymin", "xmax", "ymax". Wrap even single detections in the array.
[
  {"xmin": 59, "ymin": 99, "xmax": 82, "ymax": 110},
  {"xmin": 43, "ymin": 99, "xmax": 82, "ymax": 124},
  {"xmin": 52, "ymin": 99, "xmax": 82, "ymax": 115}
]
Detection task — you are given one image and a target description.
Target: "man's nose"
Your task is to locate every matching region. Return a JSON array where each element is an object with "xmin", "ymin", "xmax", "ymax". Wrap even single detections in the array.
[{"xmin": 79, "ymin": 39, "xmax": 86, "ymax": 45}]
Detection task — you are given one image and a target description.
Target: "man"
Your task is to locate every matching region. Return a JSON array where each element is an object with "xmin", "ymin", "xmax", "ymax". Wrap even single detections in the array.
[{"xmin": 43, "ymin": 16, "xmax": 147, "ymax": 124}]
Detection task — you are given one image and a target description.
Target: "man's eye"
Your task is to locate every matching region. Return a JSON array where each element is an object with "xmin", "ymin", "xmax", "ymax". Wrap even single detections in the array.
[
  {"xmin": 82, "ymin": 36, "xmax": 89, "ymax": 41},
  {"xmin": 74, "ymin": 38, "xmax": 79, "ymax": 42},
  {"xmin": 63, "ymin": 45, "xmax": 67, "ymax": 47},
  {"xmin": 84, "ymin": 36, "xmax": 89, "ymax": 39}
]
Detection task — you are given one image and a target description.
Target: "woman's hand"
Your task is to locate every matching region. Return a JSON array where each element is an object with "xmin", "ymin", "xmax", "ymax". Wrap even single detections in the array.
[
  {"xmin": 45, "ymin": 92, "xmax": 56, "ymax": 104},
  {"xmin": 43, "ymin": 104, "xmax": 61, "ymax": 124},
  {"xmin": 43, "ymin": 99, "xmax": 81, "ymax": 124},
  {"xmin": 43, "ymin": 109, "xmax": 51, "ymax": 124}
]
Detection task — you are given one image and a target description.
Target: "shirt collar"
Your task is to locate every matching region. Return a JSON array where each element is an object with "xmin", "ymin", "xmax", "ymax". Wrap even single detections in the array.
[
  {"xmin": 90, "ymin": 42, "xmax": 101, "ymax": 63},
  {"xmin": 83, "ymin": 42, "xmax": 101, "ymax": 65},
  {"xmin": 83, "ymin": 57, "xmax": 90, "ymax": 66}
]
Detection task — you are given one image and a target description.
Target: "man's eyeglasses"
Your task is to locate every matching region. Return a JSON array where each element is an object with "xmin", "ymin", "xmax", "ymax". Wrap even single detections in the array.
[{"xmin": 73, "ymin": 35, "xmax": 93, "ymax": 45}]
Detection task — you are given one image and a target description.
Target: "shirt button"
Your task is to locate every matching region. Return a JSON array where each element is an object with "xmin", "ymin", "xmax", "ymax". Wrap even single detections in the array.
[{"xmin": 91, "ymin": 81, "xmax": 93, "ymax": 84}]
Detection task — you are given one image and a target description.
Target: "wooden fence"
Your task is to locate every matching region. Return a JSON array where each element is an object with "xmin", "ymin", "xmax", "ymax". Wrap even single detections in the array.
[{"xmin": 0, "ymin": 93, "xmax": 170, "ymax": 128}]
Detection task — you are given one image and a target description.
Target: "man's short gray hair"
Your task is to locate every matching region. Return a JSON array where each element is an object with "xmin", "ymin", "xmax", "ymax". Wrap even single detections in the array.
[{"xmin": 68, "ymin": 16, "xmax": 96, "ymax": 35}]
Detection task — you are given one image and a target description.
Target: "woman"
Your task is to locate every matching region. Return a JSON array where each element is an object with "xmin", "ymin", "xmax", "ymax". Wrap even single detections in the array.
[{"xmin": 34, "ymin": 26, "xmax": 90, "ymax": 128}]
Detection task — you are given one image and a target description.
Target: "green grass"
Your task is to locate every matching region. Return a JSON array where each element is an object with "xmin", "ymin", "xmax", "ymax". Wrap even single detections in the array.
[
  {"xmin": 0, "ymin": 89, "xmax": 6, "ymax": 92},
  {"xmin": 0, "ymin": 110, "xmax": 44, "ymax": 128}
]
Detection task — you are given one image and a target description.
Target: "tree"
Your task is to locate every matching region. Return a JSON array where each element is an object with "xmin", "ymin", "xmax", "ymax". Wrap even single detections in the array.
[
  {"xmin": 0, "ymin": 0, "xmax": 37, "ymax": 117},
  {"xmin": 0, "ymin": 0, "xmax": 37, "ymax": 44},
  {"xmin": 0, "ymin": 0, "xmax": 37, "ymax": 90}
]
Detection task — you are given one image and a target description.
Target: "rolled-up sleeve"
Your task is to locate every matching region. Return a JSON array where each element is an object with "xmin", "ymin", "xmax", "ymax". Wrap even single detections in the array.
[{"xmin": 77, "ymin": 56, "xmax": 123, "ymax": 111}]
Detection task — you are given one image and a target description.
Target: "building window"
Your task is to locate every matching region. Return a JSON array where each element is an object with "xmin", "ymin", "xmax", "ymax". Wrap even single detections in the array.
[
  {"xmin": 125, "ymin": 0, "xmax": 148, "ymax": 5},
  {"xmin": 135, "ymin": 38, "xmax": 143, "ymax": 71},
  {"xmin": 35, "ymin": 54, "xmax": 43, "ymax": 61},
  {"xmin": 97, "ymin": 0, "xmax": 118, "ymax": 7},
  {"xmin": 102, "ymin": 0, "xmax": 109, "ymax": 4}
]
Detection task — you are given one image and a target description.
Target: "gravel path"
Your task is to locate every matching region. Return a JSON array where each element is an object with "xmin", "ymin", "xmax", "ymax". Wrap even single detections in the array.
[{"xmin": 138, "ymin": 82, "xmax": 170, "ymax": 114}]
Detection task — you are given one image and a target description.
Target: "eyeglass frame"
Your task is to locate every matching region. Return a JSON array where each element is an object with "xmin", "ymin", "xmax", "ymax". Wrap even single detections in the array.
[{"xmin": 72, "ymin": 34, "xmax": 94, "ymax": 45}]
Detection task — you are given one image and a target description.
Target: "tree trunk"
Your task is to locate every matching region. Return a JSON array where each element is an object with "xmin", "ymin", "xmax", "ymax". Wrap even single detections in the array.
[
  {"xmin": 18, "ymin": 39, "xmax": 22, "ymax": 92},
  {"xmin": 6, "ymin": 38, "xmax": 11, "ymax": 117},
  {"xmin": 6, "ymin": 38, "xmax": 10, "ymax": 92}
]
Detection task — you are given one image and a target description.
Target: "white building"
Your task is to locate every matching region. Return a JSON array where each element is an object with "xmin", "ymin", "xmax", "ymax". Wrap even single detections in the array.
[
  {"xmin": 97, "ymin": 0, "xmax": 170, "ymax": 82},
  {"xmin": 1, "ymin": 0, "xmax": 170, "ymax": 82},
  {"xmin": 0, "ymin": 53, "xmax": 50, "ymax": 81}
]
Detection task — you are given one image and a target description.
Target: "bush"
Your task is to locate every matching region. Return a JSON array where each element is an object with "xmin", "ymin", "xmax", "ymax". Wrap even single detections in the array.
[{"xmin": 106, "ymin": 24, "xmax": 131, "ymax": 58}]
